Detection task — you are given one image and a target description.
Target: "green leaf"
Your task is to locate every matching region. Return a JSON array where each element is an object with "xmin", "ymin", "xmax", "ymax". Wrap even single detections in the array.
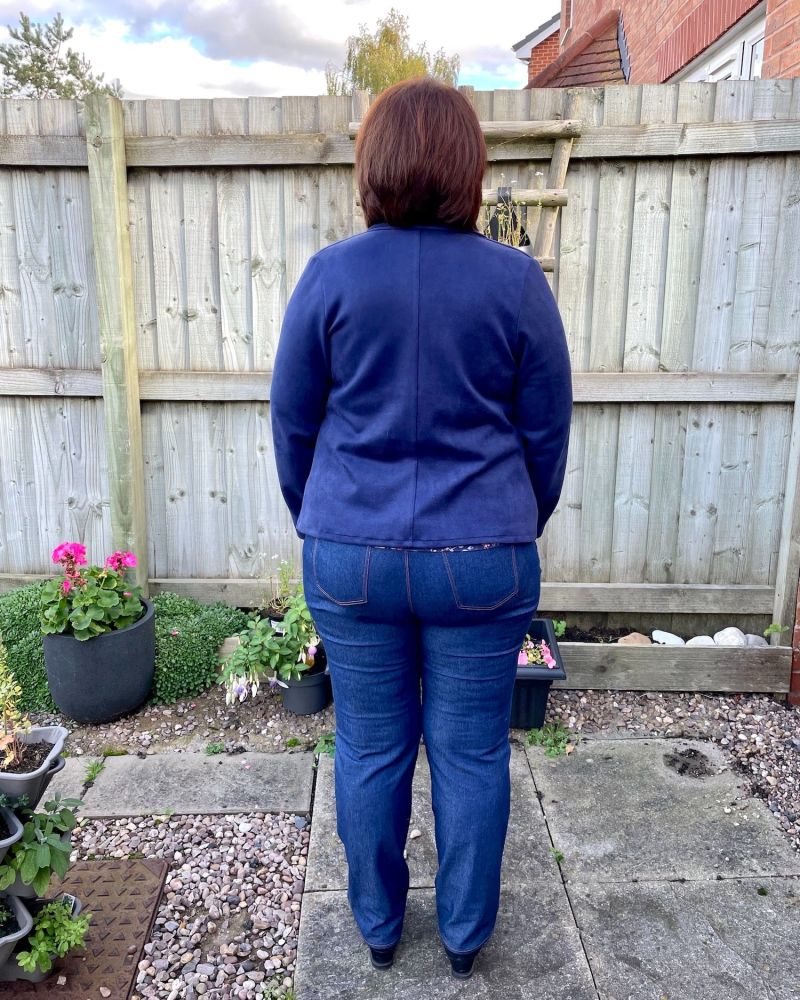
[
  {"xmin": 33, "ymin": 867, "xmax": 50, "ymax": 896},
  {"xmin": 20, "ymin": 850, "xmax": 38, "ymax": 884}
]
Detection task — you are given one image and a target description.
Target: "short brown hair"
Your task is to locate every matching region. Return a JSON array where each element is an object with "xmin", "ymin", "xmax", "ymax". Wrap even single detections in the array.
[{"xmin": 355, "ymin": 77, "xmax": 487, "ymax": 231}]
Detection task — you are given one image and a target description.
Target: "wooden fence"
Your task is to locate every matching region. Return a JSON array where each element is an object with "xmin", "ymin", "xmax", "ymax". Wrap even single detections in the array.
[{"xmin": 0, "ymin": 81, "xmax": 799, "ymax": 678}]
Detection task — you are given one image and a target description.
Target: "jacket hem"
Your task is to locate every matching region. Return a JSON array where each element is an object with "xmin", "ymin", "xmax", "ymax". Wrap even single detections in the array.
[{"xmin": 298, "ymin": 526, "xmax": 538, "ymax": 547}]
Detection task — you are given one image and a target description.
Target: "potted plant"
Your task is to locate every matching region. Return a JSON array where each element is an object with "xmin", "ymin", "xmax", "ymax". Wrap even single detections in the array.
[
  {"xmin": 0, "ymin": 893, "xmax": 90, "ymax": 983},
  {"xmin": 40, "ymin": 543, "xmax": 155, "ymax": 723},
  {"xmin": 221, "ymin": 590, "xmax": 331, "ymax": 716},
  {"xmin": 511, "ymin": 618, "xmax": 567, "ymax": 730},
  {"xmin": 0, "ymin": 649, "xmax": 68, "ymax": 808},
  {"xmin": 0, "ymin": 894, "xmax": 32, "ymax": 972},
  {"xmin": 0, "ymin": 794, "xmax": 80, "ymax": 899},
  {"xmin": 262, "ymin": 558, "xmax": 297, "ymax": 624}
]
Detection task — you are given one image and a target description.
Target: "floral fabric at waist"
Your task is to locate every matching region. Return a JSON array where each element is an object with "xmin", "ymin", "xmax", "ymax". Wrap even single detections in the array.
[{"xmin": 372, "ymin": 542, "xmax": 501, "ymax": 553}]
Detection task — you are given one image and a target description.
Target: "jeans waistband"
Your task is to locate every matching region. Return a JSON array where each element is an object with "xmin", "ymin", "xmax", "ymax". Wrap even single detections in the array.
[{"xmin": 372, "ymin": 542, "xmax": 501, "ymax": 553}]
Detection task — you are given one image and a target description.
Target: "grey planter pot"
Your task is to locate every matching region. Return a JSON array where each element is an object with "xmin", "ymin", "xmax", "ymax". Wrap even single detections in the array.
[
  {"xmin": 0, "ymin": 894, "xmax": 33, "ymax": 971},
  {"xmin": 3, "ymin": 828, "xmax": 72, "ymax": 900},
  {"xmin": 43, "ymin": 598, "xmax": 155, "ymax": 724},
  {"xmin": 0, "ymin": 809, "xmax": 23, "ymax": 866},
  {"xmin": 0, "ymin": 893, "xmax": 81, "ymax": 983},
  {"xmin": 0, "ymin": 727, "xmax": 68, "ymax": 810}
]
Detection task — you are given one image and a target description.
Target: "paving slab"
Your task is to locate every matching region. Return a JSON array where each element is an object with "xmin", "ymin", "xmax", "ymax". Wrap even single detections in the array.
[
  {"xmin": 294, "ymin": 882, "xmax": 596, "ymax": 1000},
  {"xmin": 569, "ymin": 876, "xmax": 800, "ymax": 1000},
  {"xmin": 48, "ymin": 755, "xmax": 92, "ymax": 803},
  {"xmin": 306, "ymin": 743, "xmax": 557, "ymax": 891},
  {"xmin": 79, "ymin": 751, "xmax": 314, "ymax": 817},
  {"xmin": 527, "ymin": 738, "xmax": 800, "ymax": 881}
]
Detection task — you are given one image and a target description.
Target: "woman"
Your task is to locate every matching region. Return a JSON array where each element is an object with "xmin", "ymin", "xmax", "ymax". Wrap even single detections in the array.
[{"xmin": 270, "ymin": 77, "xmax": 572, "ymax": 980}]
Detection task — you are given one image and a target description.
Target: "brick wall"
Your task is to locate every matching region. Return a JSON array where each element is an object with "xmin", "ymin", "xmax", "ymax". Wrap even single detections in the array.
[
  {"xmin": 528, "ymin": 31, "xmax": 561, "ymax": 82},
  {"xmin": 545, "ymin": 0, "xmax": 796, "ymax": 82},
  {"xmin": 763, "ymin": 0, "xmax": 800, "ymax": 76}
]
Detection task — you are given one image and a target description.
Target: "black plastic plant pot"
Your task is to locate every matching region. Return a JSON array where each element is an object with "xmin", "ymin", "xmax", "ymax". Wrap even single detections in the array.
[
  {"xmin": 0, "ymin": 809, "xmax": 23, "ymax": 867},
  {"xmin": 0, "ymin": 894, "xmax": 33, "ymax": 971},
  {"xmin": 510, "ymin": 618, "xmax": 567, "ymax": 731},
  {"xmin": 43, "ymin": 598, "xmax": 156, "ymax": 724},
  {"xmin": 0, "ymin": 728, "xmax": 68, "ymax": 809},
  {"xmin": 281, "ymin": 656, "xmax": 332, "ymax": 716},
  {"xmin": 0, "ymin": 893, "xmax": 82, "ymax": 984}
]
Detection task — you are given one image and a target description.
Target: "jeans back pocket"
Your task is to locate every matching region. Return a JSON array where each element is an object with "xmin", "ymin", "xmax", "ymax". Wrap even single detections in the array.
[
  {"xmin": 312, "ymin": 537, "xmax": 372, "ymax": 606},
  {"xmin": 442, "ymin": 544, "xmax": 519, "ymax": 611}
]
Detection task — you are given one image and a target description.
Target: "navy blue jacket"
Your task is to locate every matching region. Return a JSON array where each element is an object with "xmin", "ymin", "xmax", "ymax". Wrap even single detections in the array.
[{"xmin": 270, "ymin": 222, "xmax": 573, "ymax": 547}]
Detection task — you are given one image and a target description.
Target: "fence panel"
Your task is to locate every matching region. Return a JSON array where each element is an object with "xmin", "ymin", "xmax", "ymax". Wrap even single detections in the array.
[{"xmin": 0, "ymin": 83, "xmax": 799, "ymax": 640}]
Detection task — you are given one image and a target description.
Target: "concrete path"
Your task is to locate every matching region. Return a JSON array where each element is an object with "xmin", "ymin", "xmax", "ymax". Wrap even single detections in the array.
[
  {"xmin": 295, "ymin": 738, "xmax": 800, "ymax": 1000},
  {"xmin": 51, "ymin": 750, "xmax": 314, "ymax": 816}
]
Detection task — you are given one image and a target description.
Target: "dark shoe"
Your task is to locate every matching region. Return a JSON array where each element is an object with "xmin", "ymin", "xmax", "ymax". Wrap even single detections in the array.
[
  {"xmin": 444, "ymin": 944, "xmax": 481, "ymax": 979},
  {"xmin": 369, "ymin": 945, "xmax": 396, "ymax": 970}
]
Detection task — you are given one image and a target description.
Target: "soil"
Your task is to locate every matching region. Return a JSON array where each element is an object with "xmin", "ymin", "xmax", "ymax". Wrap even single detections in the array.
[
  {"xmin": 0, "ymin": 740, "xmax": 53, "ymax": 776},
  {"xmin": 561, "ymin": 624, "xmax": 639, "ymax": 643},
  {"xmin": 662, "ymin": 746, "xmax": 716, "ymax": 778}
]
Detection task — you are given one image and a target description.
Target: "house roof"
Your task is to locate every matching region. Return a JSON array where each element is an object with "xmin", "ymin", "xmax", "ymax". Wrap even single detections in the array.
[
  {"xmin": 526, "ymin": 8, "xmax": 626, "ymax": 88},
  {"xmin": 512, "ymin": 12, "xmax": 560, "ymax": 56}
]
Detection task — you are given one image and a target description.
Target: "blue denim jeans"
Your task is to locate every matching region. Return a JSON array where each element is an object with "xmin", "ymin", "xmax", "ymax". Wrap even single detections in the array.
[{"xmin": 302, "ymin": 536, "xmax": 541, "ymax": 954}]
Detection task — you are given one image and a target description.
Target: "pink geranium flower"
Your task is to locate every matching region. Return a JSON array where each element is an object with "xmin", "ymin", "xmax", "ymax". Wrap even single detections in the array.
[
  {"xmin": 62, "ymin": 578, "xmax": 72, "ymax": 594},
  {"xmin": 517, "ymin": 650, "xmax": 528, "ymax": 666},
  {"xmin": 52, "ymin": 542, "xmax": 87, "ymax": 566},
  {"xmin": 105, "ymin": 550, "xmax": 138, "ymax": 571}
]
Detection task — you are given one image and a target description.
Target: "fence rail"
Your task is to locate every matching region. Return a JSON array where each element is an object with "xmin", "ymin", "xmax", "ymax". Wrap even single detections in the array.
[{"xmin": 0, "ymin": 81, "xmax": 799, "ymax": 650}]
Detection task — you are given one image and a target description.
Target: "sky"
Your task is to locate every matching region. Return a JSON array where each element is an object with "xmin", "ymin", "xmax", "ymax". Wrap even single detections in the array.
[{"xmin": 0, "ymin": 0, "xmax": 560, "ymax": 99}]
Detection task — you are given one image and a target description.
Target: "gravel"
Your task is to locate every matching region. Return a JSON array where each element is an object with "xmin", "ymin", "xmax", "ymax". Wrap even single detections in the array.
[
  {"xmin": 32, "ymin": 686, "xmax": 335, "ymax": 757},
  {"xmin": 73, "ymin": 812, "xmax": 308, "ymax": 1000}
]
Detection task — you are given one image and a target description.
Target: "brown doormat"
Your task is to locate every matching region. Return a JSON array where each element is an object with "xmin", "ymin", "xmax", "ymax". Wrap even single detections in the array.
[{"xmin": 0, "ymin": 858, "xmax": 168, "ymax": 998}]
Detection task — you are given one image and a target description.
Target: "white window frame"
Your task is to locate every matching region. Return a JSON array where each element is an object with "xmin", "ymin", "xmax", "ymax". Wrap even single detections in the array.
[{"xmin": 670, "ymin": 1, "xmax": 766, "ymax": 82}]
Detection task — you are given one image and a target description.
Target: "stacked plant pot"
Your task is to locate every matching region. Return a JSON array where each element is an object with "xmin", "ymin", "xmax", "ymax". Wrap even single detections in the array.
[{"xmin": 0, "ymin": 724, "xmax": 84, "ymax": 983}]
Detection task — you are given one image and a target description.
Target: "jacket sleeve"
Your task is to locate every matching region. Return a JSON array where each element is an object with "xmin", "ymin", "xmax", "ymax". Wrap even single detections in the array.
[
  {"xmin": 511, "ymin": 260, "xmax": 573, "ymax": 538},
  {"xmin": 270, "ymin": 255, "xmax": 331, "ymax": 533}
]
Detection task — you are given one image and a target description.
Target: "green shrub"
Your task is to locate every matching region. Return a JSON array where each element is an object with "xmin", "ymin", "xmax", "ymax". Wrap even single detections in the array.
[
  {"xmin": 152, "ymin": 593, "xmax": 248, "ymax": 704},
  {"xmin": 0, "ymin": 583, "xmax": 54, "ymax": 713},
  {"xmin": 0, "ymin": 584, "xmax": 247, "ymax": 710}
]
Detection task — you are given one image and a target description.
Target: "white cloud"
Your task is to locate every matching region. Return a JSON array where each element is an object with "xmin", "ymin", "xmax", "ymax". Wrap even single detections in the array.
[{"xmin": 0, "ymin": 0, "xmax": 560, "ymax": 98}]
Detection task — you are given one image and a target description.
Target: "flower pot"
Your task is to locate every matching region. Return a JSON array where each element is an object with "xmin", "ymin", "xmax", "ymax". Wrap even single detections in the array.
[
  {"xmin": 0, "ymin": 810, "xmax": 23, "ymax": 867},
  {"xmin": 511, "ymin": 618, "xmax": 567, "ymax": 730},
  {"xmin": 0, "ymin": 893, "xmax": 81, "ymax": 983},
  {"xmin": 0, "ymin": 728, "xmax": 68, "ymax": 809},
  {"xmin": 43, "ymin": 598, "xmax": 155, "ymax": 724},
  {"xmin": 281, "ymin": 658, "xmax": 332, "ymax": 716},
  {"xmin": 0, "ymin": 894, "xmax": 33, "ymax": 971},
  {"xmin": 3, "ymin": 829, "xmax": 72, "ymax": 899}
]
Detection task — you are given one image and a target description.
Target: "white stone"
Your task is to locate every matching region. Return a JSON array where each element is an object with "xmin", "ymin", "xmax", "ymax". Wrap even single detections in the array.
[
  {"xmin": 686, "ymin": 636, "xmax": 716, "ymax": 646},
  {"xmin": 745, "ymin": 633, "xmax": 769, "ymax": 647},
  {"xmin": 713, "ymin": 627, "xmax": 746, "ymax": 647},
  {"xmin": 651, "ymin": 630, "xmax": 685, "ymax": 646}
]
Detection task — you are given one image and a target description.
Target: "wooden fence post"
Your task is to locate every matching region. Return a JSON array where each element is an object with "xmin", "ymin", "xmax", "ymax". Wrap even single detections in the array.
[
  {"xmin": 84, "ymin": 94, "xmax": 149, "ymax": 593},
  {"xmin": 773, "ymin": 370, "xmax": 800, "ymax": 645},
  {"xmin": 789, "ymin": 576, "xmax": 800, "ymax": 706}
]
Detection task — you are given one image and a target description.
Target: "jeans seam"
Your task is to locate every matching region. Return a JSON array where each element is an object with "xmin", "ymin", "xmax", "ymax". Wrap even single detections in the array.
[{"xmin": 403, "ymin": 550, "xmax": 415, "ymax": 614}]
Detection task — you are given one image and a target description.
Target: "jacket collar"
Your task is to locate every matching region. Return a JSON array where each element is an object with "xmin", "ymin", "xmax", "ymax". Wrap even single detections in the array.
[{"xmin": 368, "ymin": 222, "xmax": 481, "ymax": 234}]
